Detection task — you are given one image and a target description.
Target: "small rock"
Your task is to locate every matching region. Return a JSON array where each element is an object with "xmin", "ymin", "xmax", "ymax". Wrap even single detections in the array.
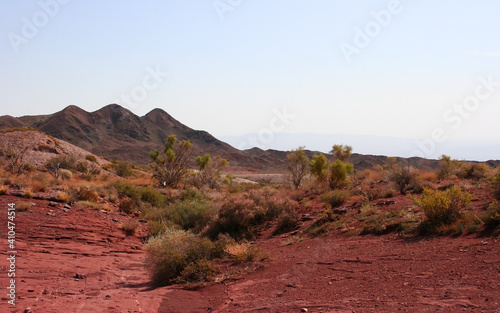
[
  {"xmin": 332, "ymin": 207, "xmax": 348, "ymax": 215},
  {"xmin": 301, "ymin": 308, "xmax": 308, "ymax": 312},
  {"xmin": 74, "ymin": 273, "xmax": 86, "ymax": 279},
  {"xmin": 63, "ymin": 204, "xmax": 71, "ymax": 210},
  {"xmin": 105, "ymin": 294, "xmax": 111, "ymax": 299},
  {"xmin": 27, "ymin": 289, "xmax": 34, "ymax": 293},
  {"xmin": 48, "ymin": 202, "xmax": 57, "ymax": 207},
  {"xmin": 301, "ymin": 214, "xmax": 313, "ymax": 221},
  {"xmin": 139, "ymin": 219, "xmax": 148, "ymax": 224},
  {"xmin": 23, "ymin": 308, "xmax": 32, "ymax": 313},
  {"xmin": 63, "ymin": 208, "xmax": 70, "ymax": 213}
]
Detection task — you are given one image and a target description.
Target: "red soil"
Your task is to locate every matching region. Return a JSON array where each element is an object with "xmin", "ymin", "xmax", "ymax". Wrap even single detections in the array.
[{"xmin": 0, "ymin": 194, "xmax": 499, "ymax": 313}]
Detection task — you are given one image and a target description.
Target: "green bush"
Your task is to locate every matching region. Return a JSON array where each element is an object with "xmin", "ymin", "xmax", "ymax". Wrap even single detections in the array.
[
  {"xmin": 110, "ymin": 181, "xmax": 165, "ymax": 207},
  {"xmin": 166, "ymin": 199, "xmax": 215, "ymax": 233},
  {"xmin": 206, "ymin": 197, "xmax": 257, "ymax": 241},
  {"xmin": 119, "ymin": 198, "xmax": 138, "ymax": 214},
  {"xmin": 144, "ymin": 229, "xmax": 216, "ymax": 285},
  {"xmin": 321, "ymin": 190, "xmax": 350, "ymax": 208},
  {"xmin": 412, "ymin": 186, "xmax": 472, "ymax": 230},
  {"xmin": 482, "ymin": 201, "xmax": 500, "ymax": 235}
]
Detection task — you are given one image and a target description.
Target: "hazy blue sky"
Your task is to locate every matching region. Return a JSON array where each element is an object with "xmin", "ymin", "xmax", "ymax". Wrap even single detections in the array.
[{"xmin": 1, "ymin": 1, "xmax": 499, "ymax": 160}]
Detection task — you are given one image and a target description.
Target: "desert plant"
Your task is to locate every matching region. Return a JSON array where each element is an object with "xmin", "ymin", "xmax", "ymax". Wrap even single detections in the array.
[
  {"xmin": 15, "ymin": 200, "xmax": 32, "ymax": 211},
  {"xmin": 388, "ymin": 161, "xmax": 417, "ymax": 195},
  {"xmin": 166, "ymin": 199, "xmax": 215, "ymax": 233},
  {"xmin": 286, "ymin": 146, "xmax": 310, "ymax": 188},
  {"xmin": 481, "ymin": 201, "xmax": 500, "ymax": 235},
  {"xmin": 330, "ymin": 144, "xmax": 352, "ymax": 161},
  {"xmin": 1, "ymin": 146, "xmax": 29, "ymax": 175},
  {"xmin": 273, "ymin": 209, "xmax": 299, "ymax": 235},
  {"xmin": 45, "ymin": 154, "xmax": 77, "ymax": 178},
  {"xmin": 321, "ymin": 190, "xmax": 350, "ymax": 208},
  {"xmin": 144, "ymin": 229, "xmax": 216, "ymax": 285},
  {"xmin": 310, "ymin": 154, "xmax": 329, "ymax": 183},
  {"xmin": 412, "ymin": 186, "xmax": 472, "ymax": 230},
  {"xmin": 457, "ymin": 162, "xmax": 488, "ymax": 180},
  {"xmin": 120, "ymin": 221, "xmax": 139, "ymax": 236},
  {"xmin": 57, "ymin": 192, "xmax": 71, "ymax": 203},
  {"xmin": 0, "ymin": 185, "xmax": 8, "ymax": 195},
  {"xmin": 149, "ymin": 135, "xmax": 194, "ymax": 188},
  {"xmin": 111, "ymin": 160, "xmax": 135, "ymax": 177},
  {"xmin": 437, "ymin": 155, "xmax": 458, "ymax": 180},
  {"xmin": 119, "ymin": 198, "xmax": 138, "ymax": 214},
  {"xmin": 59, "ymin": 169, "xmax": 73, "ymax": 180},
  {"xmin": 85, "ymin": 154, "xmax": 97, "ymax": 163},
  {"xmin": 224, "ymin": 242, "xmax": 261, "ymax": 263},
  {"xmin": 193, "ymin": 154, "xmax": 228, "ymax": 189},
  {"xmin": 327, "ymin": 159, "xmax": 353, "ymax": 189}
]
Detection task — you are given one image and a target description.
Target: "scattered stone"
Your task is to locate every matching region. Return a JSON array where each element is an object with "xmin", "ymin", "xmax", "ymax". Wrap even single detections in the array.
[
  {"xmin": 110, "ymin": 218, "xmax": 120, "ymax": 223},
  {"xmin": 105, "ymin": 294, "xmax": 111, "ymax": 299},
  {"xmin": 301, "ymin": 214, "xmax": 313, "ymax": 221},
  {"xmin": 377, "ymin": 200, "xmax": 396, "ymax": 206},
  {"xmin": 63, "ymin": 204, "xmax": 71, "ymax": 210},
  {"xmin": 48, "ymin": 202, "xmax": 57, "ymax": 207},
  {"xmin": 301, "ymin": 308, "xmax": 308, "ymax": 312},
  {"xmin": 23, "ymin": 308, "xmax": 32, "ymax": 313},
  {"xmin": 63, "ymin": 208, "xmax": 70, "ymax": 213},
  {"xmin": 332, "ymin": 207, "xmax": 348, "ymax": 215},
  {"xmin": 27, "ymin": 289, "xmax": 34, "ymax": 293},
  {"xmin": 74, "ymin": 273, "xmax": 86, "ymax": 279},
  {"xmin": 139, "ymin": 219, "xmax": 148, "ymax": 224}
]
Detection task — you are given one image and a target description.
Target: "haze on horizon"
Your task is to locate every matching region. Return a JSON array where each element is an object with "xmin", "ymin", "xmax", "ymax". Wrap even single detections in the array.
[{"xmin": 1, "ymin": 1, "xmax": 499, "ymax": 161}]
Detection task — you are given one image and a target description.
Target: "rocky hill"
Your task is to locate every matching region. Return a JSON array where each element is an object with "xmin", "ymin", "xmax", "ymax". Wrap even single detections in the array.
[{"xmin": 1, "ymin": 105, "xmax": 497, "ymax": 172}]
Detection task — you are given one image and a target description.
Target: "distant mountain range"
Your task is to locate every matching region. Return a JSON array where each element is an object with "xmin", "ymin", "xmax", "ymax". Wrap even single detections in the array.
[{"xmin": 1, "ymin": 104, "xmax": 498, "ymax": 171}]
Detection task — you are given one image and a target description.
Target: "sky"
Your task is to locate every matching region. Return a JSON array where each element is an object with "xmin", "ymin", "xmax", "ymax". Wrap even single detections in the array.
[{"xmin": 1, "ymin": 0, "xmax": 499, "ymax": 161}]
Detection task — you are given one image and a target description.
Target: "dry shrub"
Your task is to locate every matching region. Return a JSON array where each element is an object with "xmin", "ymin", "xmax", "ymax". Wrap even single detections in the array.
[
  {"xmin": 419, "ymin": 171, "xmax": 438, "ymax": 183},
  {"xmin": 57, "ymin": 192, "xmax": 71, "ymax": 203},
  {"xmin": 0, "ymin": 185, "xmax": 8, "ymax": 195},
  {"xmin": 273, "ymin": 208, "xmax": 299, "ymax": 235},
  {"xmin": 15, "ymin": 200, "xmax": 32, "ymax": 211},
  {"xmin": 71, "ymin": 186, "xmax": 99, "ymax": 203},
  {"xmin": 145, "ymin": 229, "xmax": 216, "ymax": 285},
  {"xmin": 457, "ymin": 162, "xmax": 489, "ymax": 180},
  {"xmin": 120, "ymin": 221, "xmax": 139, "ymax": 236},
  {"xmin": 321, "ymin": 190, "xmax": 350, "ymax": 208},
  {"xmin": 412, "ymin": 186, "xmax": 472, "ymax": 233},
  {"xmin": 119, "ymin": 198, "xmax": 138, "ymax": 214},
  {"xmin": 224, "ymin": 242, "xmax": 261, "ymax": 264},
  {"xmin": 23, "ymin": 188, "xmax": 34, "ymax": 199},
  {"xmin": 481, "ymin": 201, "xmax": 500, "ymax": 235}
]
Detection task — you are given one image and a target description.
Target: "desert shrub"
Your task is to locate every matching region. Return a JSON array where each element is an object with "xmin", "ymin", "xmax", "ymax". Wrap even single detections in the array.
[
  {"xmin": 110, "ymin": 180, "xmax": 165, "ymax": 207},
  {"xmin": 59, "ymin": 169, "xmax": 73, "ymax": 180},
  {"xmin": 165, "ymin": 199, "xmax": 215, "ymax": 233},
  {"xmin": 224, "ymin": 242, "xmax": 261, "ymax": 264},
  {"xmin": 179, "ymin": 259, "xmax": 214, "ymax": 283},
  {"xmin": 321, "ymin": 190, "xmax": 349, "ymax": 208},
  {"xmin": 119, "ymin": 198, "xmax": 138, "ymax": 214},
  {"xmin": 388, "ymin": 161, "xmax": 417, "ymax": 195},
  {"xmin": 437, "ymin": 155, "xmax": 459, "ymax": 180},
  {"xmin": 493, "ymin": 175, "xmax": 500, "ymax": 200},
  {"xmin": 85, "ymin": 154, "xmax": 97, "ymax": 162},
  {"xmin": 360, "ymin": 209, "xmax": 413, "ymax": 235},
  {"xmin": 110, "ymin": 160, "xmax": 134, "ymax": 177},
  {"xmin": 75, "ymin": 161, "xmax": 101, "ymax": 180},
  {"xmin": 273, "ymin": 209, "xmax": 299, "ymax": 235},
  {"xmin": 206, "ymin": 197, "xmax": 257, "ymax": 241},
  {"xmin": 412, "ymin": 186, "xmax": 472, "ymax": 232},
  {"xmin": 23, "ymin": 188, "xmax": 34, "ymax": 199},
  {"xmin": 140, "ymin": 186, "xmax": 165, "ymax": 207},
  {"xmin": 149, "ymin": 135, "xmax": 194, "ymax": 188},
  {"xmin": 481, "ymin": 201, "xmax": 500, "ymax": 235},
  {"xmin": 57, "ymin": 192, "xmax": 71, "ymax": 203},
  {"xmin": 120, "ymin": 221, "xmax": 139, "ymax": 236},
  {"xmin": 286, "ymin": 147, "xmax": 310, "ymax": 189},
  {"xmin": 193, "ymin": 154, "xmax": 229, "ymax": 189},
  {"xmin": 328, "ymin": 159, "xmax": 354, "ymax": 189},
  {"xmin": 71, "ymin": 186, "xmax": 99, "ymax": 203},
  {"xmin": 148, "ymin": 220, "xmax": 167, "ymax": 236},
  {"xmin": 144, "ymin": 229, "xmax": 216, "ymax": 285},
  {"xmin": 15, "ymin": 200, "xmax": 32, "ymax": 211},
  {"xmin": 45, "ymin": 154, "xmax": 77, "ymax": 178},
  {"xmin": 111, "ymin": 180, "xmax": 142, "ymax": 200},
  {"xmin": 457, "ymin": 162, "xmax": 488, "ymax": 180},
  {"xmin": 0, "ymin": 185, "xmax": 8, "ymax": 195}
]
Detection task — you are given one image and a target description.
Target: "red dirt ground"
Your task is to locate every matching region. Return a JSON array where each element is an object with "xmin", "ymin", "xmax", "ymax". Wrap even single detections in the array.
[{"xmin": 0, "ymin": 194, "xmax": 499, "ymax": 313}]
